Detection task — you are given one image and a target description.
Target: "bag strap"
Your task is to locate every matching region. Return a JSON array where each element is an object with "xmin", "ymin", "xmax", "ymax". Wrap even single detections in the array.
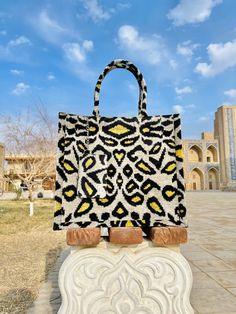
[{"xmin": 93, "ymin": 59, "xmax": 148, "ymax": 118}]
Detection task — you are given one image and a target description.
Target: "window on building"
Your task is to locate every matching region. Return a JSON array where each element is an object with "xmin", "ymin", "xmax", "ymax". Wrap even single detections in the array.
[{"xmin": 24, "ymin": 161, "xmax": 31, "ymax": 171}]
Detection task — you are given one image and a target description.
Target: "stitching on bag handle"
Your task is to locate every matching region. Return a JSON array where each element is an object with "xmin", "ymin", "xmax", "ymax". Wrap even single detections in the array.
[{"xmin": 93, "ymin": 59, "xmax": 148, "ymax": 118}]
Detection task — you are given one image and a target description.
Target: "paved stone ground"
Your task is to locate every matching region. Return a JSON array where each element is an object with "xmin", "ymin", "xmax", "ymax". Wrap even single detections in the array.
[
  {"xmin": 183, "ymin": 191, "xmax": 236, "ymax": 314},
  {"xmin": 28, "ymin": 191, "xmax": 236, "ymax": 314}
]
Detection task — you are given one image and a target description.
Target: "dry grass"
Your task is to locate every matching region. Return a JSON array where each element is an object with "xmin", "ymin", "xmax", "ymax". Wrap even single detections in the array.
[{"xmin": 0, "ymin": 199, "xmax": 66, "ymax": 314}]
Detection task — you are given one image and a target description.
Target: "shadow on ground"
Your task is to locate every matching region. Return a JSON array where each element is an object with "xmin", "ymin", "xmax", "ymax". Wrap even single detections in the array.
[
  {"xmin": 27, "ymin": 245, "xmax": 70, "ymax": 314},
  {"xmin": 0, "ymin": 288, "xmax": 34, "ymax": 314}
]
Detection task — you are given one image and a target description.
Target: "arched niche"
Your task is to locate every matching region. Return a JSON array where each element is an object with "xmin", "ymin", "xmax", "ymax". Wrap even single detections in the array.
[
  {"xmin": 206, "ymin": 145, "xmax": 218, "ymax": 162},
  {"xmin": 189, "ymin": 168, "xmax": 204, "ymax": 190},
  {"xmin": 208, "ymin": 168, "xmax": 219, "ymax": 190},
  {"xmin": 189, "ymin": 145, "xmax": 203, "ymax": 162}
]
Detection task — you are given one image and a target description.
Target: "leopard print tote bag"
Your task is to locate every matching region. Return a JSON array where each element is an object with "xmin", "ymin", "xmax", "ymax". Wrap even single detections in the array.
[{"xmin": 53, "ymin": 59, "xmax": 187, "ymax": 230}]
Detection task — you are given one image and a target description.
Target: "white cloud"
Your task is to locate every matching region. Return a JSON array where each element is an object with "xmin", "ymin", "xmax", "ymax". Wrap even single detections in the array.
[
  {"xmin": 199, "ymin": 115, "xmax": 210, "ymax": 121},
  {"xmin": 117, "ymin": 25, "xmax": 163, "ymax": 65},
  {"xmin": 177, "ymin": 41, "xmax": 199, "ymax": 60},
  {"xmin": 175, "ymin": 86, "xmax": 192, "ymax": 94},
  {"xmin": 185, "ymin": 104, "xmax": 196, "ymax": 109},
  {"xmin": 39, "ymin": 10, "xmax": 65, "ymax": 33},
  {"xmin": 195, "ymin": 40, "xmax": 236, "ymax": 77},
  {"xmin": 0, "ymin": 36, "xmax": 31, "ymax": 62},
  {"xmin": 199, "ymin": 110, "xmax": 214, "ymax": 121},
  {"xmin": 173, "ymin": 105, "xmax": 185, "ymax": 114},
  {"xmin": 81, "ymin": 0, "xmax": 131, "ymax": 22},
  {"xmin": 172, "ymin": 103, "xmax": 196, "ymax": 114},
  {"xmin": 0, "ymin": 30, "xmax": 7, "ymax": 35},
  {"xmin": 12, "ymin": 82, "xmax": 30, "ymax": 95},
  {"xmin": 177, "ymin": 44, "xmax": 192, "ymax": 57},
  {"xmin": 47, "ymin": 74, "xmax": 55, "ymax": 80},
  {"xmin": 8, "ymin": 36, "xmax": 31, "ymax": 47},
  {"xmin": 82, "ymin": 0, "xmax": 110, "ymax": 22},
  {"xmin": 169, "ymin": 59, "xmax": 177, "ymax": 69},
  {"xmin": 63, "ymin": 43, "xmax": 84, "ymax": 62},
  {"xmin": 82, "ymin": 40, "xmax": 93, "ymax": 51},
  {"xmin": 167, "ymin": 0, "xmax": 222, "ymax": 26},
  {"xmin": 63, "ymin": 40, "xmax": 93, "ymax": 63},
  {"xmin": 10, "ymin": 69, "xmax": 24, "ymax": 75},
  {"xmin": 36, "ymin": 10, "xmax": 69, "ymax": 44},
  {"xmin": 224, "ymin": 89, "xmax": 236, "ymax": 98}
]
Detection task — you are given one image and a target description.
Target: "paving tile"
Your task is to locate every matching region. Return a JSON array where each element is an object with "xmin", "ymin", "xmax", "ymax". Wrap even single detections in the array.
[
  {"xmin": 182, "ymin": 250, "xmax": 218, "ymax": 261},
  {"xmin": 192, "ymin": 259, "xmax": 234, "ymax": 272},
  {"xmin": 188, "ymin": 261, "xmax": 202, "ymax": 273},
  {"xmin": 223, "ymin": 258, "xmax": 236, "ymax": 269},
  {"xmin": 209, "ymin": 250, "xmax": 236, "ymax": 260},
  {"xmin": 181, "ymin": 243, "xmax": 203, "ymax": 253},
  {"xmin": 192, "ymin": 272, "xmax": 222, "ymax": 289},
  {"xmin": 200, "ymin": 243, "xmax": 234, "ymax": 251},
  {"xmin": 191, "ymin": 288, "xmax": 236, "ymax": 313},
  {"xmin": 207, "ymin": 271, "xmax": 236, "ymax": 288},
  {"xmin": 227, "ymin": 288, "xmax": 236, "ymax": 296}
]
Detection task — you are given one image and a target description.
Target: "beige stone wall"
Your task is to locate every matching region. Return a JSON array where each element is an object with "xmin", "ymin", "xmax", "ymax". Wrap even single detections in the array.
[
  {"xmin": 182, "ymin": 138, "xmax": 220, "ymax": 191},
  {"xmin": 201, "ymin": 132, "xmax": 214, "ymax": 140}
]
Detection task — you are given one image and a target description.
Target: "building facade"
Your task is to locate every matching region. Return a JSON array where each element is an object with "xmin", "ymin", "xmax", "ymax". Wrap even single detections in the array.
[
  {"xmin": 183, "ymin": 132, "xmax": 220, "ymax": 191},
  {"xmin": 4, "ymin": 155, "xmax": 55, "ymax": 192},
  {"xmin": 0, "ymin": 143, "xmax": 4, "ymax": 178},
  {"xmin": 214, "ymin": 105, "xmax": 236, "ymax": 190}
]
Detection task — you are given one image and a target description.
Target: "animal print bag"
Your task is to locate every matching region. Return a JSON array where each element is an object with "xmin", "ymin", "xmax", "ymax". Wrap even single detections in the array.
[{"xmin": 53, "ymin": 59, "xmax": 187, "ymax": 230}]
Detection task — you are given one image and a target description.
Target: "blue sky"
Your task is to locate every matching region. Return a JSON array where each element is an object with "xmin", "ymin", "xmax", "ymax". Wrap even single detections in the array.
[{"xmin": 0, "ymin": 0, "xmax": 236, "ymax": 138}]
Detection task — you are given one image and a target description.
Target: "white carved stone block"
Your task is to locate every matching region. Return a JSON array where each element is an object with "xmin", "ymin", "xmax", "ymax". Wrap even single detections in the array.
[{"xmin": 58, "ymin": 239, "xmax": 194, "ymax": 314}]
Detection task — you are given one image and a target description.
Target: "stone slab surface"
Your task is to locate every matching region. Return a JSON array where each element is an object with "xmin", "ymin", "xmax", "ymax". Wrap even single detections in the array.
[{"xmin": 29, "ymin": 191, "xmax": 236, "ymax": 314}]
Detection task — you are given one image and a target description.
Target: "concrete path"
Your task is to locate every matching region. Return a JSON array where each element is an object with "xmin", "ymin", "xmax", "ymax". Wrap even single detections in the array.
[
  {"xmin": 28, "ymin": 191, "xmax": 236, "ymax": 314},
  {"xmin": 27, "ymin": 248, "xmax": 70, "ymax": 314}
]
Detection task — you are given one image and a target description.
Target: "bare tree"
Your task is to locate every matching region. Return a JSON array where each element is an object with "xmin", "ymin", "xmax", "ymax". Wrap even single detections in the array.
[{"xmin": 0, "ymin": 106, "xmax": 56, "ymax": 215}]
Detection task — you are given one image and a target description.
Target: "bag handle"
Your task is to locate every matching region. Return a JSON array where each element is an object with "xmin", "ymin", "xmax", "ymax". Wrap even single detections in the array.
[{"xmin": 93, "ymin": 59, "xmax": 148, "ymax": 118}]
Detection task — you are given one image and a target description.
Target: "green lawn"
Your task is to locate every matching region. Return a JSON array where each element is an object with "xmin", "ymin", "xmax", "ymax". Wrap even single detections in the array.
[{"xmin": 0, "ymin": 199, "xmax": 66, "ymax": 314}]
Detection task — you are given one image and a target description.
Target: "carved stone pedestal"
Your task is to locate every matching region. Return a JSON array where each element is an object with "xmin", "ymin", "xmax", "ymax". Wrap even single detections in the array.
[{"xmin": 58, "ymin": 239, "xmax": 194, "ymax": 314}]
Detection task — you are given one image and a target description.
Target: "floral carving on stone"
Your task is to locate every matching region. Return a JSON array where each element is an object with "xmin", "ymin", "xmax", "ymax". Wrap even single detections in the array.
[{"xmin": 58, "ymin": 241, "xmax": 194, "ymax": 314}]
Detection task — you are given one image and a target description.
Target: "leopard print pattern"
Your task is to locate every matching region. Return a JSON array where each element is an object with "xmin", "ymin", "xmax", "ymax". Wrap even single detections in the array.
[
  {"xmin": 53, "ymin": 60, "xmax": 187, "ymax": 230},
  {"xmin": 78, "ymin": 152, "xmax": 108, "ymax": 198}
]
